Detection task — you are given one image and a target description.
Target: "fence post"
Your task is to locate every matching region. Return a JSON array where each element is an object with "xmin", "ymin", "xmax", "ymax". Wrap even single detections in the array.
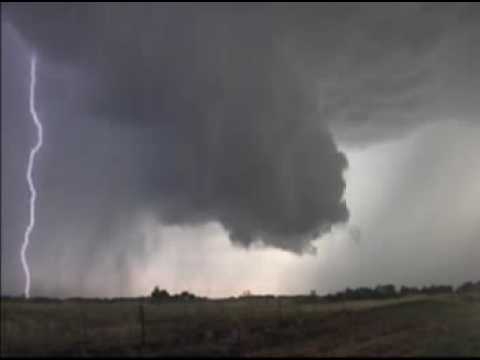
[
  {"xmin": 81, "ymin": 310, "xmax": 88, "ymax": 345},
  {"xmin": 139, "ymin": 303, "xmax": 145, "ymax": 348},
  {"xmin": 80, "ymin": 303, "xmax": 88, "ymax": 354},
  {"xmin": 277, "ymin": 297, "xmax": 283, "ymax": 323}
]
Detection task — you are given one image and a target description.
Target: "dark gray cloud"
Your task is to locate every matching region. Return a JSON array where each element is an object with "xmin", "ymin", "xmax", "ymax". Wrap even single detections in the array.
[
  {"xmin": 2, "ymin": 4, "xmax": 352, "ymax": 254},
  {"xmin": 2, "ymin": 4, "xmax": 480, "ymax": 296},
  {"xmin": 287, "ymin": 3, "xmax": 480, "ymax": 145},
  {"xmin": 4, "ymin": 3, "xmax": 480, "ymax": 250}
]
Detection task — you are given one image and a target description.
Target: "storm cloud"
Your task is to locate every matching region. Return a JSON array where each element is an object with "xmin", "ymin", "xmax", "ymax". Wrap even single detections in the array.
[
  {"xmin": 2, "ymin": 3, "xmax": 480, "ymax": 296},
  {"xmin": 2, "ymin": 4, "xmax": 352, "ymax": 254}
]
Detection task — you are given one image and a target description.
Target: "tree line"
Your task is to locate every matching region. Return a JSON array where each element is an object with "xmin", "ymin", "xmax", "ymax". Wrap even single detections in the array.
[
  {"xmin": 323, "ymin": 280, "xmax": 480, "ymax": 302},
  {"xmin": 1, "ymin": 280, "xmax": 478, "ymax": 303},
  {"xmin": 148, "ymin": 280, "xmax": 480, "ymax": 303}
]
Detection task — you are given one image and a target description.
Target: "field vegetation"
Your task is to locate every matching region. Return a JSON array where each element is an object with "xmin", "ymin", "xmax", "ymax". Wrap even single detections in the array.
[{"xmin": 1, "ymin": 282, "xmax": 479, "ymax": 357}]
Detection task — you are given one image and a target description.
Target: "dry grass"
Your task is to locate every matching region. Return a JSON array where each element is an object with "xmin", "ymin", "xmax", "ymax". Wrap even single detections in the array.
[{"xmin": 1, "ymin": 294, "xmax": 479, "ymax": 357}]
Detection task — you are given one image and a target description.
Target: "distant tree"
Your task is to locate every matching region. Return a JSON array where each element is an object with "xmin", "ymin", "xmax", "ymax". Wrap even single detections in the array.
[
  {"xmin": 151, "ymin": 286, "xmax": 160, "ymax": 298},
  {"xmin": 400, "ymin": 286, "xmax": 420, "ymax": 297},
  {"xmin": 457, "ymin": 281, "xmax": 475, "ymax": 293},
  {"xmin": 374, "ymin": 284, "xmax": 396, "ymax": 299},
  {"xmin": 151, "ymin": 286, "xmax": 170, "ymax": 301},
  {"xmin": 415, "ymin": 284, "xmax": 453, "ymax": 296},
  {"xmin": 179, "ymin": 291, "xmax": 196, "ymax": 301},
  {"xmin": 354, "ymin": 287, "xmax": 375, "ymax": 300}
]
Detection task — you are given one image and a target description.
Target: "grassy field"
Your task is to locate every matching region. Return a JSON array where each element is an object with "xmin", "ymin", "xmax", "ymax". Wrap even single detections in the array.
[{"xmin": 1, "ymin": 293, "xmax": 479, "ymax": 357}]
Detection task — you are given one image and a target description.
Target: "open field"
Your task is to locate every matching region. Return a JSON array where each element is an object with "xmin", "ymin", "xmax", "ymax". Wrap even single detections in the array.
[{"xmin": 1, "ymin": 293, "xmax": 479, "ymax": 357}]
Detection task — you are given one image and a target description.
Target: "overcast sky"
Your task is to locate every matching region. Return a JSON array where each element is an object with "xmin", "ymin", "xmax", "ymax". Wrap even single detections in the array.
[{"xmin": 1, "ymin": 3, "xmax": 479, "ymax": 298}]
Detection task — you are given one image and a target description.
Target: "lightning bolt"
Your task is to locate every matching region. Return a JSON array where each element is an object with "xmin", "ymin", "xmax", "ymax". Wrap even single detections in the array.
[{"xmin": 21, "ymin": 55, "xmax": 43, "ymax": 299}]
